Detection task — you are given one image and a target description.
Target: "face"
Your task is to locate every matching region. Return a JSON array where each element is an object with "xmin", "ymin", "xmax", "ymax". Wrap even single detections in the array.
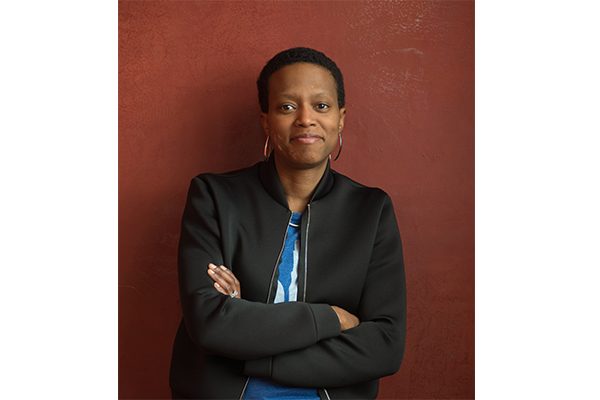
[{"xmin": 261, "ymin": 62, "xmax": 346, "ymax": 170}]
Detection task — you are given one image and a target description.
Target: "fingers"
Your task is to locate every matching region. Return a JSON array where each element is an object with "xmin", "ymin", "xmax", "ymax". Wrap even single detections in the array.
[
  {"xmin": 207, "ymin": 264, "xmax": 233, "ymax": 292},
  {"xmin": 213, "ymin": 281, "xmax": 228, "ymax": 296},
  {"xmin": 207, "ymin": 263, "xmax": 241, "ymax": 298},
  {"xmin": 331, "ymin": 305, "xmax": 360, "ymax": 331},
  {"xmin": 219, "ymin": 265, "xmax": 240, "ymax": 286}
]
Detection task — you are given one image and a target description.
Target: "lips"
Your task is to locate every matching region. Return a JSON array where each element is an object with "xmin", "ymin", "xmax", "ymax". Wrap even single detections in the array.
[{"xmin": 290, "ymin": 133, "xmax": 323, "ymax": 144}]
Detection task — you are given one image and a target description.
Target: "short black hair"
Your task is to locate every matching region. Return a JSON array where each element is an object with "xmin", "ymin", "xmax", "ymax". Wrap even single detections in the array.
[{"xmin": 257, "ymin": 47, "xmax": 345, "ymax": 113}]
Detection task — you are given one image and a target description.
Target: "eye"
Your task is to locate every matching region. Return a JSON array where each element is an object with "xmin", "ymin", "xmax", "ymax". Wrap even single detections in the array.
[
  {"xmin": 315, "ymin": 103, "xmax": 330, "ymax": 111},
  {"xmin": 279, "ymin": 104, "xmax": 295, "ymax": 112}
]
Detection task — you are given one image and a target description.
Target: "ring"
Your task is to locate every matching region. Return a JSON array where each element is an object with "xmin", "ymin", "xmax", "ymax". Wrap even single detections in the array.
[{"xmin": 230, "ymin": 290, "xmax": 238, "ymax": 298}]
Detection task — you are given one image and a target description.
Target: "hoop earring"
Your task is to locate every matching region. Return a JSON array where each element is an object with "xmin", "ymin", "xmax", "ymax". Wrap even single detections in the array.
[
  {"xmin": 263, "ymin": 136, "xmax": 270, "ymax": 162},
  {"xmin": 333, "ymin": 132, "xmax": 343, "ymax": 161}
]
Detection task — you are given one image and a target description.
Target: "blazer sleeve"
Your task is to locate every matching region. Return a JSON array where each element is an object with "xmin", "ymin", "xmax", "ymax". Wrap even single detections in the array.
[
  {"xmin": 244, "ymin": 196, "xmax": 406, "ymax": 387},
  {"xmin": 177, "ymin": 176, "xmax": 341, "ymax": 361}
]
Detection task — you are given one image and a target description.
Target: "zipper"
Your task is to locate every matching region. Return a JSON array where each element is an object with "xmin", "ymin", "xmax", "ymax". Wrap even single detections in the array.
[
  {"xmin": 238, "ymin": 376, "xmax": 250, "ymax": 400},
  {"xmin": 266, "ymin": 212, "xmax": 293, "ymax": 303},
  {"xmin": 302, "ymin": 204, "xmax": 311, "ymax": 302},
  {"xmin": 307, "ymin": 205, "xmax": 329, "ymax": 400},
  {"xmin": 241, "ymin": 210, "xmax": 313, "ymax": 400},
  {"xmin": 240, "ymin": 214, "xmax": 290, "ymax": 400}
]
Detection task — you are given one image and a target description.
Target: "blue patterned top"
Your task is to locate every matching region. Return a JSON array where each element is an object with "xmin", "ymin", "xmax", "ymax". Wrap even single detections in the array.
[{"xmin": 244, "ymin": 213, "xmax": 320, "ymax": 400}]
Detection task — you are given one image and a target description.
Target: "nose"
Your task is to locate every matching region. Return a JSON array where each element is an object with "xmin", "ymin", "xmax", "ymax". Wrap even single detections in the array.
[{"xmin": 295, "ymin": 105, "xmax": 316, "ymax": 127}]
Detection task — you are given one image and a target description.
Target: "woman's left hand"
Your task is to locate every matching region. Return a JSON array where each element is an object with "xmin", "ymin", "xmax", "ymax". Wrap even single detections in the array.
[{"xmin": 207, "ymin": 263, "xmax": 241, "ymax": 299}]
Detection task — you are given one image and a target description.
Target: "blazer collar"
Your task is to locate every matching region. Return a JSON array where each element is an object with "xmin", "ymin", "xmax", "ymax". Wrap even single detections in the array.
[{"xmin": 259, "ymin": 154, "xmax": 335, "ymax": 210}]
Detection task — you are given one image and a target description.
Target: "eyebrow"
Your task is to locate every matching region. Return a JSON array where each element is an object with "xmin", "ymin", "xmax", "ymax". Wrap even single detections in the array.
[{"xmin": 276, "ymin": 92, "xmax": 333, "ymax": 99}]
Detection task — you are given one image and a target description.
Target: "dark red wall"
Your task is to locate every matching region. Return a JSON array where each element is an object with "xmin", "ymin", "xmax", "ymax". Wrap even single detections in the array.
[{"xmin": 119, "ymin": 1, "xmax": 474, "ymax": 399}]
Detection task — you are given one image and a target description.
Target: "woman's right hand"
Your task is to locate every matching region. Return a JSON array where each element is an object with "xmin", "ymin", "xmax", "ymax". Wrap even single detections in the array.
[
  {"xmin": 331, "ymin": 306, "xmax": 360, "ymax": 331},
  {"xmin": 207, "ymin": 263, "xmax": 241, "ymax": 299}
]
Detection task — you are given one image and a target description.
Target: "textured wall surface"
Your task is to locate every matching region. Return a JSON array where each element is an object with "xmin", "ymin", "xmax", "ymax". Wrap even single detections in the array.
[{"xmin": 119, "ymin": 1, "xmax": 474, "ymax": 399}]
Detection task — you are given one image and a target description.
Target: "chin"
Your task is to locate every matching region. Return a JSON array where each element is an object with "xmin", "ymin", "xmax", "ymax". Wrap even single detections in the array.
[
  {"xmin": 292, "ymin": 156, "xmax": 329, "ymax": 170},
  {"xmin": 277, "ymin": 148, "xmax": 331, "ymax": 169}
]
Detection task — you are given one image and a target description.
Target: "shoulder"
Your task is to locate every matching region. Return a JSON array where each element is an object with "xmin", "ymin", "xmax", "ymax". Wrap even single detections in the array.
[
  {"xmin": 331, "ymin": 170, "xmax": 391, "ymax": 203},
  {"xmin": 184, "ymin": 162, "xmax": 264, "ymax": 205},
  {"xmin": 191, "ymin": 162, "xmax": 261, "ymax": 188}
]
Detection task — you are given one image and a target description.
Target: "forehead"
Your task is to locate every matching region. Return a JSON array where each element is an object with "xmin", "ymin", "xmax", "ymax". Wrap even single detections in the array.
[{"xmin": 268, "ymin": 63, "xmax": 337, "ymax": 97}]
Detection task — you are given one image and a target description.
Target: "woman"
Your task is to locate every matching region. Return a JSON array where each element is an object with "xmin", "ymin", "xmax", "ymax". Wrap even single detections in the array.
[{"xmin": 169, "ymin": 47, "xmax": 406, "ymax": 400}]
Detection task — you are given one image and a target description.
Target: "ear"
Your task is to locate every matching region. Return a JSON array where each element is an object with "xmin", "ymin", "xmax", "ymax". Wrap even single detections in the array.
[
  {"xmin": 260, "ymin": 113, "xmax": 269, "ymax": 135},
  {"xmin": 338, "ymin": 108, "xmax": 347, "ymax": 132}
]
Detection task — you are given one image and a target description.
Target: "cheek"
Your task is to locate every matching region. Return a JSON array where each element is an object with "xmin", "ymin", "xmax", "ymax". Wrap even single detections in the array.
[
  {"xmin": 269, "ymin": 130, "xmax": 288, "ymax": 150},
  {"xmin": 327, "ymin": 119, "xmax": 342, "ymax": 135},
  {"xmin": 266, "ymin": 117, "xmax": 285, "ymax": 134},
  {"xmin": 267, "ymin": 119, "xmax": 290, "ymax": 140},
  {"xmin": 273, "ymin": 139, "xmax": 287, "ymax": 152}
]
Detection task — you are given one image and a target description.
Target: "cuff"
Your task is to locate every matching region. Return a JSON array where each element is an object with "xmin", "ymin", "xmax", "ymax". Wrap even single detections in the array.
[
  {"xmin": 308, "ymin": 303, "xmax": 341, "ymax": 341},
  {"xmin": 244, "ymin": 356, "xmax": 272, "ymax": 378}
]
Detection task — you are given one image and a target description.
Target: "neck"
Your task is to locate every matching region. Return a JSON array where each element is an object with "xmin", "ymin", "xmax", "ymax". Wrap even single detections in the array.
[{"xmin": 274, "ymin": 155, "xmax": 328, "ymax": 213}]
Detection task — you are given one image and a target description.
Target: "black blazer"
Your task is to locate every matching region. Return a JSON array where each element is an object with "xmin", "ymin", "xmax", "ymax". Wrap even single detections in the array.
[{"xmin": 169, "ymin": 157, "xmax": 406, "ymax": 399}]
